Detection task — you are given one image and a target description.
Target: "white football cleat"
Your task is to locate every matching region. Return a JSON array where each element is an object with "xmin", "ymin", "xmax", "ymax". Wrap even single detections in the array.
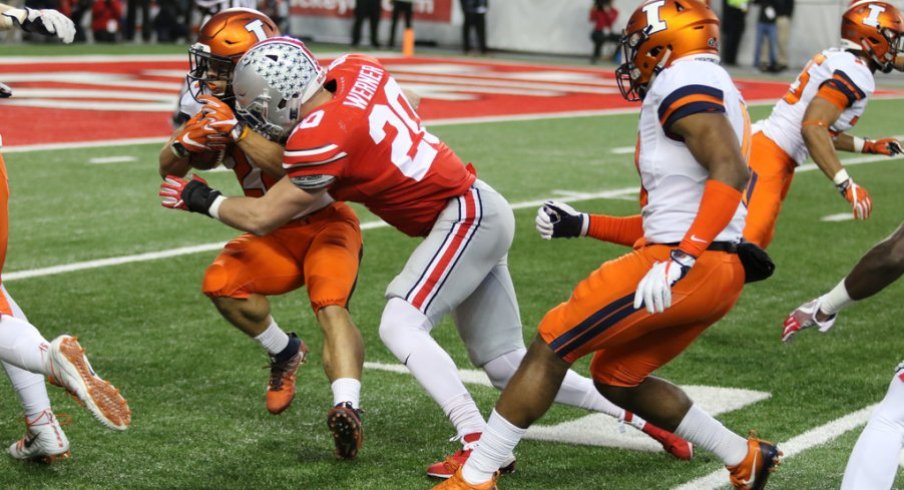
[
  {"xmin": 8, "ymin": 409, "xmax": 70, "ymax": 463},
  {"xmin": 782, "ymin": 299, "xmax": 837, "ymax": 342},
  {"xmin": 46, "ymin": 335, "xmax": 131, "ymax": 431}
]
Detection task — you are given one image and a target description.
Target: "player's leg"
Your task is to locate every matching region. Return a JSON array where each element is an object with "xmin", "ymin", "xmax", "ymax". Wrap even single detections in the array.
[
  {"xmin": 784, "ymin": 221, "xmax": 904, "ymax": 340},
  {"xmin": 202, "ymin": 231, "xmax": 308, "ymax": 414},
  {"xmin": 591, "ymin": 251, "xmax": 779, "ymax": 489},
  {"xmin": 742, "ymin": 132, "xmax": 796, "ymax": 249},
  {"xmin": 380, "ymin": 182, "xmax": 511, "ymax": 473},
  {"xmin": 841, "ymin": 362, "xmax": 904, "ymax": 490},
  {"xmin": 304, "ymin": 203, "xmax": 366, "ymax": 459},
  {"xmin": 0, "ymin": 286, "xmax": 70, "ymax": 462},
  {"xmin": 463, "ymin": 260, "xmax": 692, "ymax": 462},
  {"xmin": 440, "ymin": 247, "xmax": 658, "ymax": 487}
]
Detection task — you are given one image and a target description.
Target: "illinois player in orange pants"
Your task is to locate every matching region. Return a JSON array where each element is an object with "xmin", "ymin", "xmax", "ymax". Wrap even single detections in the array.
[
  {"xmin": 437, "ymin": 1, "xmax": 782, "ymax": 488},
  {"xmin": 0, "ymin": 3, "xmax": 131, "ymax": 464},
  {"xmin": 743, "ymin": 1, "xmax": 904, "ymax": 249},
  {"xmin": 158, "ymin": 8, "xmax": 366, "ymax": 459}
]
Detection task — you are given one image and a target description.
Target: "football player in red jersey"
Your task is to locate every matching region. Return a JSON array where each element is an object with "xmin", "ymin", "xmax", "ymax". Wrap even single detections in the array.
[
  {"xmin": 0, "ymin": 2, "xmax": 131, "ymax": 463},
  {"xmin": 159, "ymin": 9, "xmax": 368, "ymax": 460},
  {"xmin": 160, "ymin": 36, "xmax": 694, "ymax": 475}
]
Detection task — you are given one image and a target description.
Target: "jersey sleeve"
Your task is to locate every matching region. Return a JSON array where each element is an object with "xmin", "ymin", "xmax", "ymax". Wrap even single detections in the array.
[
  {"xmin": 657, "ymin": 84, "xmax": 725, "ymax": 140},
  {"xmin": 282, "ymin": 115, "xmax": 349, "ymax": 191},
  {"xmin": 816, "ymin": 69, "xmax": 869, "ymax": 110}
]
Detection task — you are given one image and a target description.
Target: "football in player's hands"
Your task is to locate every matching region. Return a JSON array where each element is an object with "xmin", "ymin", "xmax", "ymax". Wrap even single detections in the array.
[{"xmin": 188, "ymin": 146, "xmax": 227, "ymax": 170}]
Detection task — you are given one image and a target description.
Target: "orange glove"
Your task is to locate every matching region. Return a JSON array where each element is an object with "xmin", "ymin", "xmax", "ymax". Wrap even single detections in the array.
[
  {"xmin": 198, "ymin": 95, "xmax": 249, "ymax": 142},
  {"xmin": 834, "ymin": 170, "xmax": 872, "ymax": 220},
  {"xmin": 172, "ymin": 111, "xmax": 228, "ymax": 157},
  {"xmin": 861, "ymin": 137, "xmax": 903, "ymax": 156}
]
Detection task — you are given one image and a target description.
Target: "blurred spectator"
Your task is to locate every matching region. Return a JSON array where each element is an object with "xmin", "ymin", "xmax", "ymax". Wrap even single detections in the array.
[
  {"xmin": 92, "ymin": 0, "xmax": 122, "ymax": 42},
  {"xmin": 388, "ymin": 0, "xmax": 412, "ymax": 48},
  {"xmin": 589, "ymin": 0, "xmax": 619, "ymax": 64},
  {"xmin": 753, "ymin": 0, "xmax": 778, "ymax": 71},
  {"xmin": 195, "ymin": 0, "xmax": 258, "ymax": 29},
  {"xmin": 65, "ymin": 0, "xmax": 92, "ymax": 42},
  {"xmin": 773, "ymin": 0, "xmax": 793, "ymax": 72},
  {"xmin": 721, "ymin": 0, "xmax": 748, "ymax": 66},
  {"xmin": 154, "ymin": 0, "xmax": 187, "ymax": 43},
  {"xmin": 260, "ymin": 0, "xmax": 288, "ymax": 34},
  {"xmin": 460, "ymin": 0, "xmax": 487, "ymax": 55},
  {"xmin": 351, "ymin": 0, "xmax": 380, "ymax": 48},
  {"xmin": 124, "ymin": 0, "xmax": 150, "ymax": 41}
]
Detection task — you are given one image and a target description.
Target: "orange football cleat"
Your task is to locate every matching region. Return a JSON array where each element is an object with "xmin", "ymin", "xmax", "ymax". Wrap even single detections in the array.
[
  {"xmin": 326, "ymin": 402, "xmax": 363, "ymax": 459},
  {"xmin": 265, "ymin": 334, "xmax": 308, "ymax": 415},
  {"xmin": 726, "ymin": 432, "xmax": 782, "ymax": 489},
  {"xmin": 431, "ymin": 468, "xmax": 498, "ymax": 490}
]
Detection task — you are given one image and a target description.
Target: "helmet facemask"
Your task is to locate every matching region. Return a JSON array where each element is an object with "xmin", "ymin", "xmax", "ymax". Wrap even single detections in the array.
[
  {"xmin": 615, "ymin": 27, "xmax": 672, "ymax": 101},
  {"xmin": 869, "ymin": 26, "xmax": 904, "ymax": 72},
  {"xmin": 187, "ymin": 43, "xmax": 238, "ymax": 102}
]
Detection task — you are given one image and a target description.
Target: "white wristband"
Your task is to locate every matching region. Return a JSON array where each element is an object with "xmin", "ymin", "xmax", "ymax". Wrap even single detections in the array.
[
  {"xmin": 208, "ymin": 195, "xmax": 226, "ymax": 220},
  {"xmin": 852, "ymin": 136, "xmax": 865, "ymax": 153},
  {"xmin": 833, "ymin": 169, "xmax": 850, "ymax": 186},
  {"xmin": 580, "ymin": 213, "xmax": 589, "ymax": 236}
]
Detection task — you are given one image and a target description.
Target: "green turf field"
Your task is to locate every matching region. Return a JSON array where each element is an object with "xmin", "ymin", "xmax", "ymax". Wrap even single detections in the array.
[{"xmin": 0, "ymin": 68, "xmax": 903, "ymax": 489}]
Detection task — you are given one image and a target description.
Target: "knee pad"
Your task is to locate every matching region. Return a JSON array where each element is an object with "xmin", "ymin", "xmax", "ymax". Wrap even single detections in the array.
[
  {"xmin": 379, "ymin": 297, "xmax": 432, "ymax": 362},
  {"xmin": 482, "ymin": 348, "xmax": 526, "ymax": 391}
]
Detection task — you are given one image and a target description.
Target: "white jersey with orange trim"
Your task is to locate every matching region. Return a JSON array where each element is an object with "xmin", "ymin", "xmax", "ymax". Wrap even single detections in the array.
[
  {"xmin": 638, "ymin": 55, "xmax": 748, "ymax": 245},
  {"xmin": 758, "ymin": 48, "xmax": 875, "ymax": 164}
]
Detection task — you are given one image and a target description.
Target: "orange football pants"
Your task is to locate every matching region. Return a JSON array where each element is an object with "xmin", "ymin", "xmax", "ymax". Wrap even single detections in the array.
[
  {"xmin": 743, "ymin": 132, "xmax": 797, "ymax": 249},
  {"xmin": 0, "ymin": 153, "xmax": 12, "ymax": 316},
  {"xmin": 539, "ymin": 244, "xmax": 744, "ymax": 387},
  {"xmin": 202, "ymin": 202, "xmax": 362, "ymax": 312}
]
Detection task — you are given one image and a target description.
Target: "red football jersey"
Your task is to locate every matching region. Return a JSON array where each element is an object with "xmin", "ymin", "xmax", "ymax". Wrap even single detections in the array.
[{"xmin": 282, "ymin": 54, "xmax": 476, "ymax": 237}]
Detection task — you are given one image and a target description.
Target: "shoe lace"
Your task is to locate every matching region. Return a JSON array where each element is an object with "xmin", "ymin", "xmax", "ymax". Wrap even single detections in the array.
[{"xmin": 267, "ymin": 359, "xmax": 288, "ymax": 390}]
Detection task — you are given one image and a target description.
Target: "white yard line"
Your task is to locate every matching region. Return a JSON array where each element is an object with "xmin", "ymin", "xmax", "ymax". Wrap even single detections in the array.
[
  {"xmin": 2, "ymin": 187, "xmax": 636, "ymax": 282},
  {"xmin": 88, "ymin": 156, "xmax": 137, "ymax": 164},
  {"xmin": 673, "ymin": 403, "xmax": 878, "ymax": 490}
]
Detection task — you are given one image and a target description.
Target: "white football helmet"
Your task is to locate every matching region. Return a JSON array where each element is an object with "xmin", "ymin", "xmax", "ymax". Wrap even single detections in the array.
[{"xmin": 232, "ymin": 36, "xmax": 326, "ymax": 141}]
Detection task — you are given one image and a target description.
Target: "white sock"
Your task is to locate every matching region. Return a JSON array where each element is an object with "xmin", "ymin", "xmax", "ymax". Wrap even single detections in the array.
[
  {"xmin": 379, "ymin": 298, "xmax": 483, "ymax": 435},
  {"xmin": 462, "ymin": 409, "xmax": 526, "ymax": 485},
  {"xmin": 675, "ymin": 404, "xmax": 748, "ymax": 466},
  {"xmin": 0, "ymin": 289, "xmax": 52, "ymax": 417},
  {"xmin": 442, "ymin": 393, "xmax": 486, "ymax": 438},
  {"xmin": 3, "ymin": 361, "xmax": 51, "ymax": 418},
  {"xmin": 621, "ymin": 411, "xmax": 647, "ymax": 430},
  {"xmin": 331, "ymin": 378, "xmax": 361, "ymax": 409},
  {"xmin": 841, "ymin": 368, "xmax": 904, "ymax": 490},
  {"xmin": 819, "ymin": 279, "xmax": 854, "ymax": 316},
  {"xmin": 0, "ymin": 315, "xmax": 50, "ymax": 374},
  {"xmin": 482, "ymin": 348, "xmax": 624, "ymax": 419},
  {"xmin": 254, "ymin": 319, "xmax": 289, "ymax": 356}
]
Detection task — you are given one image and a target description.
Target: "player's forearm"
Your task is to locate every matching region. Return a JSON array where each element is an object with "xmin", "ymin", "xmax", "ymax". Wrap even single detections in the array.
[
  {"xmin": 586, "ymin": 214, "xmax": 643, "ymax": 246},
  {"xmin": 216, "ymin": 196, "xmax": 289, "ymax": 236},
  {"xmin": 235, "ymin": 131, "xmax": 285, "ymax": 178},
  {"xmin": 803, "ymin": 125, "xmax": 845, "ymax": 181},
  {"xmin": 833, "ymin": 132, "xmax": 856, "ymax": 153}
]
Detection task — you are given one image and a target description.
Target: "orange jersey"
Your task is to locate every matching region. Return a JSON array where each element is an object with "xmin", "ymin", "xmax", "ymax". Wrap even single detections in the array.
[
  {"xmin": 0, "ymin": 149, "xmax": 12, "ymax": 316},
  {"xmin": 282, "ymin": 54, "xmax": 476, "ymax": 237}
]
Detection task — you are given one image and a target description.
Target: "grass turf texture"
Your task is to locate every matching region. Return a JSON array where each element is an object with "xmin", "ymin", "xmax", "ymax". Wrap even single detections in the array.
[{"xmin": 0, "ymin": 94, "xmax": 902, "ymax": 489}]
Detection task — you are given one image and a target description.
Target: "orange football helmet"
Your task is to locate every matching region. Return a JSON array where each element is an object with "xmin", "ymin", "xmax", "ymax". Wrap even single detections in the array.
[
  {"xmin": 841, "ymin": 1, "xmax": 904, "ymax": 73},
  {"xmin": 187, "ymin": 8, "xmax": 280, "ymax": 101},
  {"xmin": 615, "ymin": 0, "xmax": 720, "ymax": 101}
]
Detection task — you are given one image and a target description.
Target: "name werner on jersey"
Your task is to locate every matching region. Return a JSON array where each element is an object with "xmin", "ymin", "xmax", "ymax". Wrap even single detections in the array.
[{"xmin": 344, "ymin": 64, "xmax": 385, "ymax": 110}]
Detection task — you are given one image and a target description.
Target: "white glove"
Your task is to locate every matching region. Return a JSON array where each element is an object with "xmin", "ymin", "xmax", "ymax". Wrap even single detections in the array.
[
  {"xmin": 781, "ymin": 298, "xmax": 837, "ymax": 342},
  {"xmin": 3, "ymin": 7, "xmax": 75, "ymax": 44},
  {"xmin": 634, "ymin": 250, "xmax": 695, "ymax": 314},
  {"xmin": 535, "ymin": 200, "xmax": 588, "ymax": 240}
]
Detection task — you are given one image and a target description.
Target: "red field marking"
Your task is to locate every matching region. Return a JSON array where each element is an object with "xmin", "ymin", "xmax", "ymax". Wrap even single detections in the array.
[{"xmin": 0, "ymin": 55, "xmax": 887, "ymax": 149}]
